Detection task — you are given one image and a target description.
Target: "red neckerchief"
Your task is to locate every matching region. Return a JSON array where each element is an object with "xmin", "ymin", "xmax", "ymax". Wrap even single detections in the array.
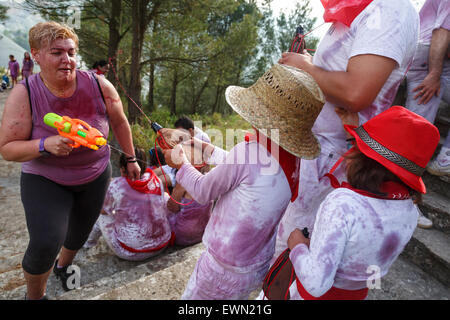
[
  {"xmin": 246, "ymin": 132, "xmax": 299, "ymax": 202},
  {"xmin": 126, "ymin": 168, "xmax": 162, "ymax": 195},
  {"xmin": 119, "ymin": 232, "xmax": 175, "ymax": 253},
  {"xmin": 321, "ymin": 0, "xmax": 373, "ymax": 27},
  {"xmin": 324, "ymin": 147, "xmax": 410, "ymax": 200}
]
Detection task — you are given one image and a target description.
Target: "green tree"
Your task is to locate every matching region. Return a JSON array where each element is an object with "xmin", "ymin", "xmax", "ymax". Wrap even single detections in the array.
[
  {"xmin": 24, "ymin": 0, "xmax": 132, "ymax": 85},
  {"xmin": 146, "ymin": 0, "xmax": 260, "ymax": 115},
  {"xmin": 247, "ymin": 0, "xmax": 319, "ymax": 83},
  {"xmin": 276, "ymin": 0, "xmax": 319, "ymax": 55},
  {"xmin": 23, "ymin": 0, "xmax": 263, "ymax": 118},
  {"xmin": 201, "ymin": 0, "xmax": 261, "ymax": 114}
]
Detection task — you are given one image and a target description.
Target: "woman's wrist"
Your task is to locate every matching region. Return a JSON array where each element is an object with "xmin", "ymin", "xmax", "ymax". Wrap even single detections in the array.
[
  {"xmin": 301, "ymin": 61, "xmax": 317, "ymax": 78},
  {"xmin": 126, "ymin": 155, "xmax": 137, "ymax": 163}
]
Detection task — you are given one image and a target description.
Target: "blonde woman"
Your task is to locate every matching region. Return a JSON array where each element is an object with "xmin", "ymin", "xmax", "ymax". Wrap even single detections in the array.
[{"xmin": 0, "ymin": 21, "xmax": 140, "ymax": 299}]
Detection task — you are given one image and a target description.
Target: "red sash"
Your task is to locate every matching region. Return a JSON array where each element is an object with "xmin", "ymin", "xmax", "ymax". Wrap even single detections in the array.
[
  {"xmin": 119, "ymin": 232, "xmax": 176, "ymax": 253},
  {"xmin": 246, "ymin": 132, "xmax": 299, "ymax": 202},
  {"xmin": 296, "ymin": 277, "xmax": 368, "ymax": 300},
  {"xmin": 321, "ymin": 0, "xmax": 373, "ymax": 27},
  {"xmin": 126, "ymin": 168, "xmax": 162, "ymax": 195}
]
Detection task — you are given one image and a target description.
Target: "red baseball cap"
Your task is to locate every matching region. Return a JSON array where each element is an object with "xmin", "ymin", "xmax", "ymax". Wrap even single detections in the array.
[{"xmin": 344, "ymin": 106, "xmax": 440, "ymax": 194}]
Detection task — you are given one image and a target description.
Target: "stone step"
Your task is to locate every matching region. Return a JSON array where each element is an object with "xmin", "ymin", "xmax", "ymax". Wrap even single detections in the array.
[
  {"xmin": 0, "ymin": 253, "xmax": 23, "ymax": 274},
  {"xmin": 83, "ymin": 249, "xmax": 450, "ymax": 300},
  {"xmin": 367, "ymin": 256, "xmax": 450, "ymax": 300},
  {"xmin": 57, "ymin": 243, "xmax": 205, "ymax": 300},
  {"xmin": 0, "ymin": 236, "xmax": 186, "ymax": 300},
  {"xmin": 0, "ymin": 264, "xmax": 25, "ymax": 290},
  {"xmin": 436, "ymin": 108, "xmax": 450, "ymax": 126},
  {"xmin": 0, "ymin": 182, "xmax": 29, "ymax": 269},
  {"xmin": 433, "ymin": 104, "xmax": 449, "ymax": 156},
  {"xmin": 437, "ymin": 100, "xmax": 450, "ymax": 117},
  {"xmin": 401, "ymin": 227, "xmax": 450, "ymax": 287},
  {"xmin": 423, "ymin": 172, "xmax": 450, "ymax": 199},
  {"xmin": 0, "ymin": 239, "xmax": 112, "ymax": 299},
  {"xmin": 0, "ymin": 161, "xmax": 21, "ymax": 179},
  {"xmin": 89, "ymin": 244, "xmax": 205, "ymax": 300},
  {"xmin": 419, "ymin": 190, "xmax": 450, "ymax": 235},
  {"xmin": 436, "ymin": 102, "xmax": 449, "ymax": 122},
  {"xmin": 435, "ymin": 115, "xmax": 449, "ymax": 154},
  {"xmin": 88, "ymin": 245, "xmax": 450, "ymax": 301}
]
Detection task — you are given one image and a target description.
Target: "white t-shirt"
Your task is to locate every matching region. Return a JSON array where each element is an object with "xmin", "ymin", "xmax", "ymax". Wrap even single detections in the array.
[
  {"xmin": 161, "ymin": 164, "xmax": 177, "ymax": 186},
  {"xmin": 274, "ymin": 0, "xmax": 419, "ymax": 264},
  {"xmin": 418, "ymin": 0, "xmax": 450, "ymax": 45},
  {"xmin": 177, "ymin": 141, "xmax": 291, "ymax": 270},
  {"xmin": 312, "ymin": 0, "xmax": 419, "ymax": 153},
  {"xmin": 289, "ymin": 188, "xmax": 418, "ymax": 298}
]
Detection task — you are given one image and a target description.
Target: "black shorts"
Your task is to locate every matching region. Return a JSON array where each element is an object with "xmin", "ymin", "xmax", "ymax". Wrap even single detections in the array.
[{"xmin": 20, "ymin": 164, "xmax": 111, "ymax": 275}]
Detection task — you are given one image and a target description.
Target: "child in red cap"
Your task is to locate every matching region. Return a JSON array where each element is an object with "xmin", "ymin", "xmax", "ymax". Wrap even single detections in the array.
[{"xmin": 286, "ymin": 106, "xmax": 440, "ymax": 300}]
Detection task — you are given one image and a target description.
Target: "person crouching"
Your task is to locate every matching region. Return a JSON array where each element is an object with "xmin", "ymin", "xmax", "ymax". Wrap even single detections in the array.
[
  {"xmin": 167, "ymin": 164, "xmax": 213, "ymax": 246},
  {"xmin": 84, "ymin": 147, "xmax": 173, "ymax": 261}
]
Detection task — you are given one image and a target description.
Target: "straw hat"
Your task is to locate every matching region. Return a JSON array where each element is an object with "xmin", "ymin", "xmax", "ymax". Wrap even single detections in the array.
[
  {"xmin": 225, "ymin": 64, "xmax": 325, "ymax": 159},
  {"xmin": 344, "ymin": 106, "xmax": 440, "ymax": 194}
]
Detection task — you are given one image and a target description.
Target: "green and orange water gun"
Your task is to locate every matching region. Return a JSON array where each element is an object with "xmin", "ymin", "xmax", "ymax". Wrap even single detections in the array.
[{"xmin": 43, "ymin": 113, "xmax": 107, "ymax": 150}]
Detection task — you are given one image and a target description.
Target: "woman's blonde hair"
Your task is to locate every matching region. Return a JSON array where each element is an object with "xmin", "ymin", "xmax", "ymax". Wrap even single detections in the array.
[{"xmin": 29, "ymin": 21, "xmax": 79, "ymax": 50}]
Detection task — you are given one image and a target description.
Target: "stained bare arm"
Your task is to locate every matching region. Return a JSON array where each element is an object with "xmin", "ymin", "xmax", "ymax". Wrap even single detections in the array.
[{"xmin": 98, "ymin": 76, "xmax": 140, "ymax": 180}]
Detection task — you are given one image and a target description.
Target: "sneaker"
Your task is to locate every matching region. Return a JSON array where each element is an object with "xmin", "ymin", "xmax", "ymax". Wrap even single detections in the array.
[
  {"xmin": 417, "ymin": 210, "xmax": 433, "ymax": 229},
  {"xmin": 53, "ymin": 260, "xmax": 75, "ymax": 291},
  {"xmin": 427, "ymin": 147, "xmax": 450, "ymax": 176}
]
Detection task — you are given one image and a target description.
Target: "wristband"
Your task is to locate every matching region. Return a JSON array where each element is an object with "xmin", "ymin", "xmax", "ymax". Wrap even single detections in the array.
[{"xmin": 39, "ymin": 137, "xmax": 51, "ymax": 157}]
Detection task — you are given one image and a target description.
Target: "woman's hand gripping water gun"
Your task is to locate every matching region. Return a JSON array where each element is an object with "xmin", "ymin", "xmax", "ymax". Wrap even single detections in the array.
[{"xmin": 44, "ymin": 113, "xmax": 107, "ymax": 151}]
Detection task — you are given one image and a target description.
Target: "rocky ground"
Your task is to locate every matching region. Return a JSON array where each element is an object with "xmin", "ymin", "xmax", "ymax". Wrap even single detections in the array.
[{"xmin": 0, "ymin": 89, "xmax": 449, "ymax": 300}]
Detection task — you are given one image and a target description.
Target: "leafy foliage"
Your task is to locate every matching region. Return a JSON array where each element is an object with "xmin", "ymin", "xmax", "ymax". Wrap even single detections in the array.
[
  {"xmin": 125, "ymin": 108, "xmax": 252, "ymax": 152},
  {"xmin": 23, "ymin": 0, "xmax": 319, "ymax": 119}
]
